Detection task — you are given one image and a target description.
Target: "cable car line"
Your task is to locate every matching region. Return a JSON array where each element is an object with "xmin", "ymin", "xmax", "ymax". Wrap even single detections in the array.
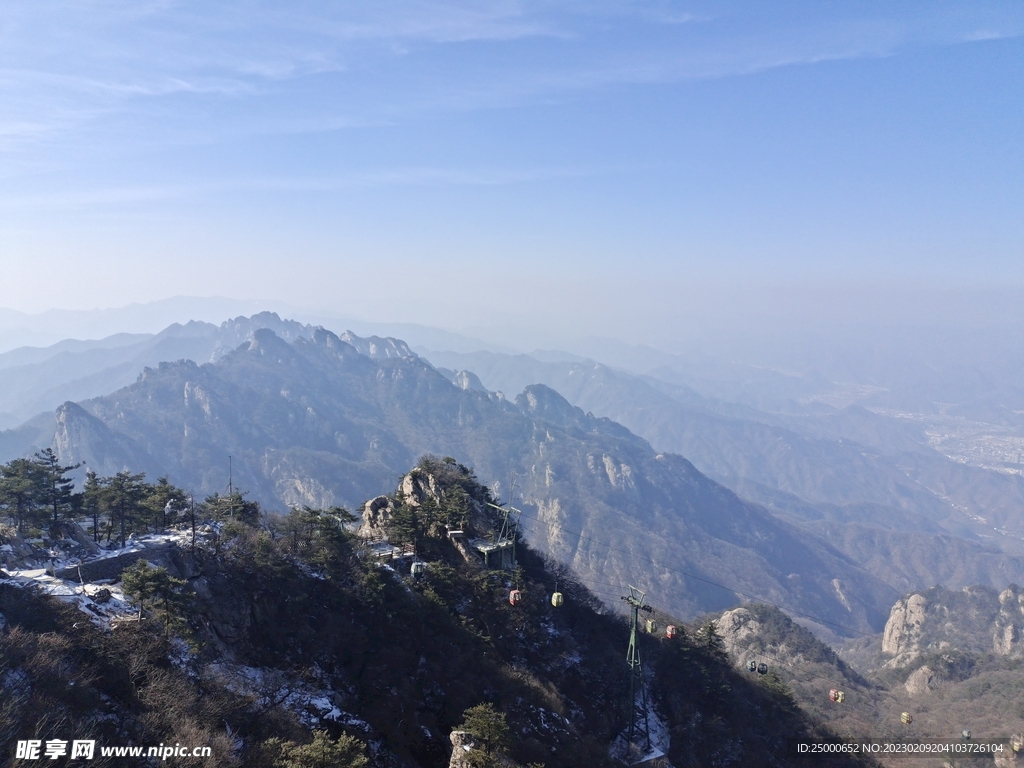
[{"xmin": 515, "ymin": 510, "xmax": 876, "ymax": 638}]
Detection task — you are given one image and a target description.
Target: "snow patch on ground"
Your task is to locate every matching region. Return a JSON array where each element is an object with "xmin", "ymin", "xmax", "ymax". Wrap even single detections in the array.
[
  {"xmin": 608, "ymin": 682, "xmax": 674, "ymax": 767},
  {"xmin": 0, "ymin": 528, "xmax": 208, "ymax": 626},
  {"xmin": 0, "ymin": 566, "xmax": 139, "ymax": 627},
  {"xmin": 207, "ymin": 663, "xmax": 369, "ymax": 731}
]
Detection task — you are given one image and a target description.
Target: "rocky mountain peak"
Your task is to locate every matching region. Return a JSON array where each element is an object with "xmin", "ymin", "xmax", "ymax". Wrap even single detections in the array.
[
  {"xmin": 209, "ymin": 312, "xmax": 317, "ymax": 361},
  {"xmin": 515, "ymin": 384, "xmax": 586, "ymax": 428},
  {"xmin": 881, "ymin": 585, "xmax": 1024, "ymax": 663},
  {"xmin": 452, "ymin": 370, "xmax": 486, "ymax": 392},
  {"xmin": 338, "ymin": 331, "xmax": 415, "ymax": 359},
  {"xmin": 54, "ymin": 401, "xmax": 155, "ymax": 479},
  {"xmin": 245, "ymin": 327, "xmax": 299, "ymax": 362}
]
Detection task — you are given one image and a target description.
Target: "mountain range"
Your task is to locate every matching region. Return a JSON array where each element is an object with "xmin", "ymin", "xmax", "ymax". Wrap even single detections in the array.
[
  {"xmin": 0, "ymin": 315, "xmax": 901, "ymax": 633},
  {"xmin": 423, "ymin": 349, "xmax": 1024, "ymax": 596},
  {"xmin": 5, "ymin": 311, "xmax": 1024, "ymax": 639}
]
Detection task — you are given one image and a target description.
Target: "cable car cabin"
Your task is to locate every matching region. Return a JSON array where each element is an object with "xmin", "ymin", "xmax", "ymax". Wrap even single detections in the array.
[
  {"xmin": 756, "ymin": 663, "xmax": 768, "ymax": 675},
  {"xmin": 829, "ymin": 689, "xmax": 845, "ymax": 703},
  {"xmin": 550, "ymin": 591, "xmax": 564, "ymax": 607},
  {"xmin": 410, "ymin": 561, "xmax": 426, "ymax": 581},
  {"xmin": 509, "ymin": 589, "xmax": 522, "ymax": 606},
  {"xmin": 665, "ymin": 625, "xmax": 678, "ymax": 639},
  {"xmin": 645, "ymin": 619, "xmax": 658, "ymax": 634},
  {"xmin": 747, "ymin": 660, "xmax": 757, "ymax": 673},
  {"xmin": 901, "ymin": 712, "xmax": 913, "ymax": 725},
  {"xmin": 962, "ymin": 730, "xmax": 971, "ymax": 741}
]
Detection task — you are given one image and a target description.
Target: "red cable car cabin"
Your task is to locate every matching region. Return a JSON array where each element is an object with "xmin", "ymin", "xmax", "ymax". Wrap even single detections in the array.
[{"xmin": 509, "ymin": 589, "xmax": 522, "ymax": 606}]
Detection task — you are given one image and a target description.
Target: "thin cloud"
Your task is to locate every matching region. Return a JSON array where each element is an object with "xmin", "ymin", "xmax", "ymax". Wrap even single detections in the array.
[
  {"xmin": 0, "ymin": 163, "xmax": 621, "ymax": 211},
  {"xmin": 0, "ymin": 2, "xmax": 1021, "ymax": 159}
]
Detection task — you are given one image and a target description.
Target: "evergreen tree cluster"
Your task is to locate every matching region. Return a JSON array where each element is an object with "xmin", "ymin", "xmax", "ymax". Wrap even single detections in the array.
[
  {"xmin": 0, "ymin": 449, "xmax": 261, "ymax": 548},
  {"xmin": 1, "ymin": 454, "xmax": 871, "ymax": 767}
]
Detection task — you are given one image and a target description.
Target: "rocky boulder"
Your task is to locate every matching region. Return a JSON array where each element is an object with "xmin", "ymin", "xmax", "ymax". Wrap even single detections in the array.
[
  {"xmin": 360, "ymin": 495, "xmax": 396, "ymax": 539},
  {"xmin": 904, "ymin": 665, "xmax": 934, "ymax": 697}
]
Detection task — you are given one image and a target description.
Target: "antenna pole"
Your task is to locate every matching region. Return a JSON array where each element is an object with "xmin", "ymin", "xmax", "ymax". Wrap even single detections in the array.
[{"xmin": 228, "ymin": 456, "xmax": 235, "ymax": 519}]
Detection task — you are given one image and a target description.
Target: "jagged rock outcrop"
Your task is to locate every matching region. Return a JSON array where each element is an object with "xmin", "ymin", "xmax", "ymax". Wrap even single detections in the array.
[
  {"xmin": 360, "ymin": 496, "xmax": 396, "ymax": 539},
  {"xmin": 882, "ymin": 593, "xmax": 929, "ymax": 657},
  {"xmin": 995, "ymin": 586, "xmax": 1024, "ymax": 654},
  {"xmin": 713, "ymin": 603, "xmax": 852, "ymax": 675},
  {"xmin": 882, "ymin": 584, "xmax": 1024, "ymax": 661},
  {"xmin": 339, "ymin": 331, "xmax": 414, "ymax": 359},
  {"xmin": 904, "ymin": 665, "xmax": 934, "ymax": 697},
  {"xmin": 52, "ymin": 521, "xmax": 101, "ymax": 556},
  {"xmin": 715, "ymin": 607, "xmax": 764, "ymax": 659},
  {"xmin": 54, "ymin": 401, "xmax": 159, "ymax": 479},
  {"xmin": 448, "ymin": 731, "xmax": 474, "ymax": 768},
  {"xmin": 452, "ymin": 370, "xmax": 487, "ymax": 392}
]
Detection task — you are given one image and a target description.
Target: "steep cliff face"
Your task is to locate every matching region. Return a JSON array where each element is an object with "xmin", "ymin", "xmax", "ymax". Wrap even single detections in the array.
[
  {"xmin": 995, "ymin": 586, "xmax": 1024, "ymax": 654},
  {"xmin": 880, "ymin": 584, "xmax": 1024, "ymax": 662},
  {"xmin": 881, "ymin": 593, "xmax": 929, "ymax": 658}
]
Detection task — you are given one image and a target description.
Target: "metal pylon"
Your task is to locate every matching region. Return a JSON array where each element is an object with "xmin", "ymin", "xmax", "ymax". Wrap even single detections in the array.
[
  {"xmin": 622, "ymin": 585, "xmax": 652, "ymax": 756},
  {"xmin": 487, "ymin": 502, "xmax": 522, "ymax": 568}
]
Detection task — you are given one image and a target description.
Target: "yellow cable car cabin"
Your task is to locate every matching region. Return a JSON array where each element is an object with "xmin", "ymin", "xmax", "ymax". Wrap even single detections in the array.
[
  {"xmin": 901, "ymin": 712, "xmax": 913, "ymax": 725},
  {"xmin": 551, "ymin": 591, "xmax": 564, "ymax": 607},
  {"xmin": 645, "ymin": 619, "xmax": 658, "ymax": 634}
]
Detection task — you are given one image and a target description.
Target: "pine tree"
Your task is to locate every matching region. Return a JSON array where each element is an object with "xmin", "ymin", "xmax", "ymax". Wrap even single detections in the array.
[
  {"xmin": 120, "ymin": 560, "xmax": 188, "ymax": 631},
  {"xmin": 0, "ymin": 458, "xmax": 44, "ymax": 535},
  {"xmin": 82, "ymin": 471, "xmax": 103, "ymax": 543},
  {"xmin": 103, "ymin": 471, "xmax": 148, "ymax": 548},
  {"xmin": 205, "ymin": 490, "xmax": 260, "ymax": 525},
  {"xmin": 31, "ymin": 448, "xmax": 81, "ymax": 527},
  {"xmin": 386, "ymin": 499, "xmax": 421, "ymax": 551},
  {"xmin": 696, "ymin": 621, "xmax": 727, "ymax": 662},
  {"xmin": 443, "ymin": 484, "xmax": 471, "ymax": 529},
  {"xmin": 269, "ymin": 730, "xmax": 369, "ymax": 768},
  {"xmin": 458, "ymin": 703, "xmax": 511, "ymax": 768},
  {"xmin": 145, "ymin": 476, "xmax": 186, "ymax": 530}
]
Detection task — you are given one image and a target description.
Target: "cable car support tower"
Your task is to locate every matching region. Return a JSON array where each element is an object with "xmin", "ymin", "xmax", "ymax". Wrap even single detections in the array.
[
  {"xmin": 621, "ymin": 585, "xmax": 653, "ymax": 760},
  {"xmin": 479, "ymin": 502, "xmax": 521, "ymax": 570}
]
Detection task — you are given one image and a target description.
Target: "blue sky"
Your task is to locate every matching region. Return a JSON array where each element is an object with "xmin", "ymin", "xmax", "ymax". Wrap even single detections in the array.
[{"xmin": 1, "ymin": 1, "xmax": 1021, "ymax": 347}]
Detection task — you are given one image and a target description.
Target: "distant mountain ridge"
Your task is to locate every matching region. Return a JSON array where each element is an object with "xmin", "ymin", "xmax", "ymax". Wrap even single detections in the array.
[
  {"xmin": 6, "ymin": 321, "xmax": 899, "ymax": 630},
  {"xmin": 0, "ymin": 312, "xmax": 374, "ymax": 431},
  {"xmin": 422, "ymin": 348, "xmax": 1024, "ymax": 599}
]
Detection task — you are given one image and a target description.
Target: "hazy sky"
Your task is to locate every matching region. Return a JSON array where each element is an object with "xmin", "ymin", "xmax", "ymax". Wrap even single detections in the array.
[{"xmin": 1, "ymin": 1, "xmax": 1022, "ymax": 347}]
